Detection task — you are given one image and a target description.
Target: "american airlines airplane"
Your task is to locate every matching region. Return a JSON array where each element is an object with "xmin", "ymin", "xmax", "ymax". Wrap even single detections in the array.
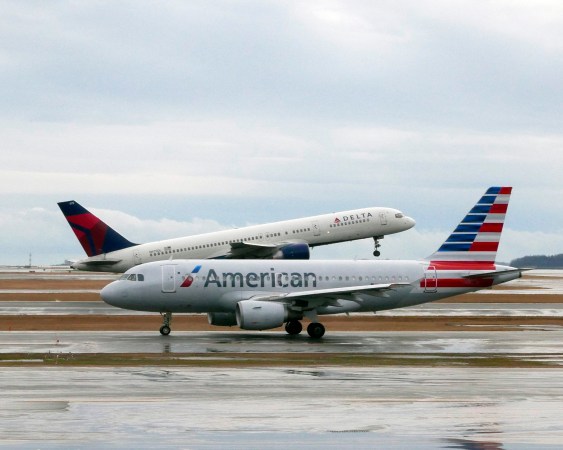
[
  {"xmin": 59, "ymin": 201, "xmax": 415, "ymax": 273},
  {"xmin": 101, "ymin": 187, "xmax": 524, "ymax": 338}
]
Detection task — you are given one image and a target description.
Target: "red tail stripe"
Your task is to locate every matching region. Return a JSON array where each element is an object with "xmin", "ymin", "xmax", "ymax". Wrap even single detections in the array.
[
  {"xmin": 420, "ymin": 278, "xmax": 494, "ymax": 288},
  {"xmin": 479, "ymin": 223, "xmax": 503, "ymax": 232},
  {"xmin": 490, "ymin": 204, "xmax": 508, "ymax": 214},
  {"xmin": 499, "ymin": 187, "xmax": 512, "ymax": 194},
  {"xmin": 429, "ymin": 261, "xmax": 496, "ymax": 270},
  {"xmin": 469, "ymin": 242, "xmax": 499, "ymax": 252}
]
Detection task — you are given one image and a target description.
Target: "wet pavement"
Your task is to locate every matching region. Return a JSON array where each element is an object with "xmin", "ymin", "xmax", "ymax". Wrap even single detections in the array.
[
  {"xmin": 2, "ymin": 301, "xmax": 563, "ymax": 317},
  {"xmin": 0, "ymin": 364, "xmax": 562, "ymax": 449},
  {"xmin": 0, "ymin": 330, "xmax": 562, "ymax": 359},
  {"xmin": 1, "ymin": 269, "xmax": 562, "ymax": 448}
]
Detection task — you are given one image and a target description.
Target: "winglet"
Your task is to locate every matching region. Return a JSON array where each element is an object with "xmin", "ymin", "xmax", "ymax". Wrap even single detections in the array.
[
  {"xmin": 58, "ymin": 200, "xmax": 138, "ymax": 256},
  {"xmin": 426, "ymin": 187, "xmax": 512, "ymax": 266}
]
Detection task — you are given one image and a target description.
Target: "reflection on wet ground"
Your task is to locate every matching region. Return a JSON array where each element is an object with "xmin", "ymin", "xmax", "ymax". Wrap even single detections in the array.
[
  {"xmin": 2, "ymin": 301, "xmax": 563, "ymax": 316},
  {"xmin": 0, "ymin": 365, "xmax": 562, "ymax": 449},
  {"xmin": 1, "ymin": 331, "xmax": 563, "ymax": 448},
  {"xmin": 1, "ymin": 330, "xmax": 563, "ymax": 358}
]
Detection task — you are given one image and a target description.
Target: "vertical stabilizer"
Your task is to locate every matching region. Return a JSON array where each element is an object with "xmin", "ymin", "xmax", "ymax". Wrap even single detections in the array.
[
  {"xmin": 58, "ymin": 201, "xmax": 137, "ymax": 257},
  {"xmin": 426, "ymin": 187, "xmax": 512, "ymax": 266}
]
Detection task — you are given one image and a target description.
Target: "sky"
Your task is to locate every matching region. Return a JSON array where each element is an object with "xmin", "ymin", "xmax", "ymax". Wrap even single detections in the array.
[{"xmin": 1, "ymin": 1, "xmax": 562, "ymax": 266}]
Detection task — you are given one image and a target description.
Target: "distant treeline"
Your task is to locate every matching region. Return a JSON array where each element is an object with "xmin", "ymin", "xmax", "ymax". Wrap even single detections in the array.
[{"xmin": 510, "ymin": 254, "xmax": 563, "ymax": 269}]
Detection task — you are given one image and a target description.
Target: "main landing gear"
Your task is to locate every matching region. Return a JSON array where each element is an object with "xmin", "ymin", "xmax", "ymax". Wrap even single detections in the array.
[
  {"xmin": 284, "ymin": 320, "xmax": 325, "ymax": 339},
  {"xmin": 373, "ymin": 235, "xmax": 383, "ymax": 257},
  {"xmin": 160, "ymin": 312, "xmax": 172, "ymax": 336}
]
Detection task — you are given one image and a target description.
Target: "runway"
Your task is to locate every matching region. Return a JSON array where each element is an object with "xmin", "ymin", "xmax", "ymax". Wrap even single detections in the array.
[
  {"xmin": 1, "ymin": 329, "xmax": 563, "ymax": 359},
  {"xmin": 1, "ymin": 363, "xmax": 562, "ymax": 448},
  {"xmin": 2, "ymin": 301, "xmax": 563, "ymax": 316},
  {"xmin": 1, "ymin": 269, "xmax": 562, "ymax": 448},
  {"xmin": 1, "ymin": 330, "xmax": 563, "ymax": 448}
]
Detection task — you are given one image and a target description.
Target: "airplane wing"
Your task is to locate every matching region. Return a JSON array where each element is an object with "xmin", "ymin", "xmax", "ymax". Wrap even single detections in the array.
[
  {"xmin": 226, "ymin": 240, "xmax": 310, "ymax": 259},
  {"xmin": 250, "ymin": 283, "xmax": 413, "ymax": 309}
]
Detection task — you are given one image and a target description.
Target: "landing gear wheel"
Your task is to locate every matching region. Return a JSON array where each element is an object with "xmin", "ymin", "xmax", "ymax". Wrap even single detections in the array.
[
  {"xmin": 285, "ymin": 320, "xmax": 303, "ymax": 335},
  {"xmin": 373, "ymin": 235, "xmax": 383, "ymax": 257},
  {"xmin": 160, "ymin": 312, "xmax": 172, "ymax": 336},
  {"xmin": 307, "ymin": 322, "xmax": 325, "ymax": 339}
]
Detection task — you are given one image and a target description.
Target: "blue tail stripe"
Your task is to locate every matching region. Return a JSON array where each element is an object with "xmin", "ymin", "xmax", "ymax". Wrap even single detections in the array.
[
  {"xmin": 454, "ymin": 224, "xmax": 481, "ymax": 233},
  {"xmin": 462, "ymin": 214, "xmax": 487, "ymax": 223},
  {"xmin": 438, "ymin": 243, "xmax": 472, "ymax": 252},
  {"xmin": 478, "ymin": 195, "xmax": 497, "ymax": 204},
  {"xmin": 469, "ymin": 205, "xmax": 491, "ymax": 214},
  {"xmin": 446, "ymin": 233, "xmax": 477, "ymax": 243},
  {"xmin": 485, "ymin": 187, "xmax": 502, "ymax": 195}
]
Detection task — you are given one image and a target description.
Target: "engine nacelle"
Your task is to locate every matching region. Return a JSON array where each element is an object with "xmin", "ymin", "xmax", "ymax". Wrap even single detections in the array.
[
  {"xmin": 236, "ymin": 300, "xmax": 288, "ymax": 330},
  {"xmin": 207, "ymin": 312, "xmax": 237, "ymax": 327},
  {"xmin": 273, "ymin": 243, "xmax": 310, "ymax": 260}
]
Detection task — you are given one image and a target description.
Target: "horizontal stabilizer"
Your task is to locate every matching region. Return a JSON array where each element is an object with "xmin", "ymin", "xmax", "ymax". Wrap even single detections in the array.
[
  {"xmin": 79, "ymin": 259, "xmax": 123, "ymax": 266},
  {"xmin": 463, "ymin": 268, "xmax": 531, "ymax": 279}
]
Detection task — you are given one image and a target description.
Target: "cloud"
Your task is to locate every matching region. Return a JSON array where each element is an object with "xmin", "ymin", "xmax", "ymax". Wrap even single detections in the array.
[{"xmin": 0, "ymin": 2, "xmax": 562, "ymax": 263}]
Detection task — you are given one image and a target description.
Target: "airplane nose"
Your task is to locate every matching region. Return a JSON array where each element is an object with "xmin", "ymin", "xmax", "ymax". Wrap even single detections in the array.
[
  {"xmin": 100, "ymin": 281, "xmax": 122, "ymax": 306},
  {"xmin": 405, "ymin": 216, "xmax": 416, "ymax": 229}
]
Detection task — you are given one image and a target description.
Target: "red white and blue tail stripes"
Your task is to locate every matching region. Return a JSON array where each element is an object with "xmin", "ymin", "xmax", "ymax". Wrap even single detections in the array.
[{"xmin": 427, "ymin": 187, "xmax": 511, "ymax": 266}]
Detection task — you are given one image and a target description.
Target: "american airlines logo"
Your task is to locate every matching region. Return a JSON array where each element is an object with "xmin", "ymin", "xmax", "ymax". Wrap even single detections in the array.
[
  {"xmin": 180, "ymin": 267, "xmax": 318, "ymax": 289},
  {"xmin": 180, "ymin": 264, "xmax": 201, "ymax": 287}
]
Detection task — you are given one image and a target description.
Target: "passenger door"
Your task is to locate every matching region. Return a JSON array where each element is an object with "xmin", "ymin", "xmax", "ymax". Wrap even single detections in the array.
[{"xmin": 161, "ymin": 264, "xmax": 177, "ymax": 293}]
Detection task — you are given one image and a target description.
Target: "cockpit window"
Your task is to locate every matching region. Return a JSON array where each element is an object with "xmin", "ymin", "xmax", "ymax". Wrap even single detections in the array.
[
  {"xmin": 395, "ymin": 213, "xmax": 404, "ymax": 218},
  {"xmin": 120, "ymin": 273, "xmax": 144, "ymax": 281}
]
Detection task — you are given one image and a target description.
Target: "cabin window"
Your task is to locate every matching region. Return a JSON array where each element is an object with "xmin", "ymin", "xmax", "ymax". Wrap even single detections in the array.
[
  {"xmin": 138, "ymin": 274, "xmax": 144, "ymax": 281},
  {"xmin": 395, "ymin": 213, "xmax": 404, "ymax": 218},
  {"xmin": 127, "ymin": 274, "xmax": 137, "ymax": 281}
]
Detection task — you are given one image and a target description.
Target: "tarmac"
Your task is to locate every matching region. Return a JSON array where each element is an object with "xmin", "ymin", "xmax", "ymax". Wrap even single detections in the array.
[{"xmin": 0, "ymin": 269, "xmax": 562, "ymax": 448}]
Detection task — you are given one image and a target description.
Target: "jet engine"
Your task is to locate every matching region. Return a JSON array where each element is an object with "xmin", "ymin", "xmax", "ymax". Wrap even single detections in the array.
[
  {"xmin": 273, "ymin": 242, "xmax": 310, "ymax": 260},
  {"xmin": 236, "ymin": 300, "xmax": 297, "ymax": 330},
  {"xmin": 207, "ymin": 312, "xmax": 237, "ymax": 327}
]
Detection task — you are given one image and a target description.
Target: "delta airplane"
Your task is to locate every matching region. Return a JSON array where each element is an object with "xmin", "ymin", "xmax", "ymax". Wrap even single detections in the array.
[
  {"xmin": 58, "ymin": 201, "xmax": 415, "ymax": 273},
  {"xmin": 101, "ymin": 187, "xmax": 524, "ymax": 338}
]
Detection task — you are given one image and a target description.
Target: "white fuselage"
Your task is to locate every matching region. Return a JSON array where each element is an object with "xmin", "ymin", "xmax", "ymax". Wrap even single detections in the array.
[
  {"xmin": 101, "ymin": 259, "xmax": 520, "ymax": 316},
  {"xmin": 75, "ymin": 207, "xmax": 414, "ymax": 272}
]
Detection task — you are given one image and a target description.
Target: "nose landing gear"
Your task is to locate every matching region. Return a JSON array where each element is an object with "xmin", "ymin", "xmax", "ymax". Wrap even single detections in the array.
[
  {"xmin": 373, "ymin": 235, "xmax": 383, "ymax": 257},
  {"xmin": 160, "ymin": 312, "xmax": 172, "ymax": 335}
]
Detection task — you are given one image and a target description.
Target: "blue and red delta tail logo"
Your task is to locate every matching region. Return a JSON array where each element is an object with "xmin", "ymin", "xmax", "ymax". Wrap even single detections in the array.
[
  {"xmin": 428, "ymin": 186, "xmax": 512, "ymax": 268},
  {"xmin": 181, "ymin": 265, "xmax": 202, "ymax": 288},
  {"xmin": 334, "ymin": 218, "xmax": 341, "ymax": 224},
  {"xmin": 58, "ymin": 200, "xmax": 136, "ymax": 257}
]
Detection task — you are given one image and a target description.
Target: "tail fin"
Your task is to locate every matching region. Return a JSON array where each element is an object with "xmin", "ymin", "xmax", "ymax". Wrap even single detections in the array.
[
  {"xmin": 58, "ymin": 201, "xmax": 137, "ymax": 257},
  {"xmin": 426, "ymin": 187, "xmax": 512, "ymax": 266}
]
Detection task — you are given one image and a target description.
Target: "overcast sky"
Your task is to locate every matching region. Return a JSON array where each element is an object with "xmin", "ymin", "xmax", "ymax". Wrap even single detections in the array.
[{"xmin": 1, "ymin": 1, "xmax": 562, "ymax": 266}]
